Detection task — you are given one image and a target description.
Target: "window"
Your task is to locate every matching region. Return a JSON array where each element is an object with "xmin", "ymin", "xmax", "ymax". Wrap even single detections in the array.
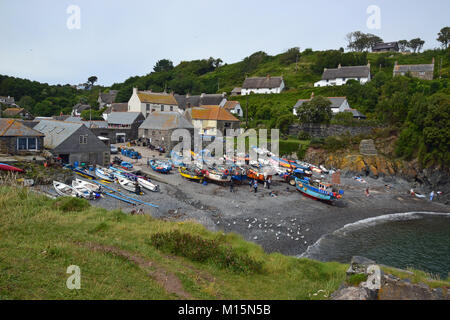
[
  {"xmin": 224, "ymin": 122, "xmax": 231, "ymax": 128},
  {"xmin": 146, "ymin": 104, "xmax": 150, "ymax": 111},
  {"xmin": 17, "ymin": 137, "xmax": 38, "ymax": 151},
  {"xmin": 170, "ymin": 106, "xmax": 173, "ymax": 112},
  {"xmin": 79, "ymin": 135, "xmax": 88, "ymax": 144}
]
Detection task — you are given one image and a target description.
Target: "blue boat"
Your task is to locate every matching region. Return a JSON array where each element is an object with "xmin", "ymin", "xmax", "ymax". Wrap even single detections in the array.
[
  {"xmin": 295, "ymin": 177, "xmax": 343, "ymax": 202},
  {"xmin": 149, "ymin": 160, "xmax": 172, "ymax": 174},
  {"xmin": 95, "ymin": 167, "xmax": 115, "ymax": 182},
  {"xmin": 120, "ymin": 161, "xmax": 133, "ymax": 170}
]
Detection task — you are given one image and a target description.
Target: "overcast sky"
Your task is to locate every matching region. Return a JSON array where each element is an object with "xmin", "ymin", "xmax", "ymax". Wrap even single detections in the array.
[{"xmin": 1, "ymin": 0, "xmax": 448, "ymax": 86}]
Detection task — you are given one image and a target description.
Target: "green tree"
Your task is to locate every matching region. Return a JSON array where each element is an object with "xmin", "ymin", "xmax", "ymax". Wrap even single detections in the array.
[
  {"xmin": 153, "ymin": 59, "xmax": 174, "ymax": 73},
  {"xmin": 398, "ymin": 40, "xmax": 409, "ymax": 52},
  {"xmin": 408, "ymin": 38, "xmax": 425, "ymax": 53},
  {"xmin": 437, "ymin": 27, "xmax": 450, "ymax": 49},
  {"xmin": 296, "ymin": 96, "xmax": 332, "ymax": 124},
  {"xmin": 88, "ymin": 76, "xmax": 98, "ymax": 86}
]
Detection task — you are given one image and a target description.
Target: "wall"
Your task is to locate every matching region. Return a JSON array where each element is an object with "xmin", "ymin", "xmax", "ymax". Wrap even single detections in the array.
[
  {"xmin": 138, "ymin": 127, "xmax": 194, "ymax": 152},
  {"xmin": 0, "ymin": 136, "xmax": 44, "ymax": 155},
  {"xmin": 289, "ymin": 123, "xmax": 377, "ymax": 138}
]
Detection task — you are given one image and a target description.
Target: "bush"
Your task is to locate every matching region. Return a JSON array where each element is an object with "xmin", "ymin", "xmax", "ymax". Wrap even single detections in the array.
[
  {"xmin": 297, "ymin": 131, "xmax": 311, "ymax": 140},
  {"xmin": 52, "ymin": 197, "xmax": 90, "ymax": 212},
  {"xmin": 148, "ymin": 231, "xmax": 264, "ymax": 274}
]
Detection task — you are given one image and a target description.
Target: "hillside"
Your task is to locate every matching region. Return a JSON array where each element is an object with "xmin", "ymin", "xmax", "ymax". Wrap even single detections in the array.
[{"xmin": 1, "ymin": 185, "xmax": 448, "ymax": 300}]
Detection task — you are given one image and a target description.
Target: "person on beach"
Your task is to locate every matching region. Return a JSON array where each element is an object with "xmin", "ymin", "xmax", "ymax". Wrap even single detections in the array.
[
  {"xmin": 253, "ymin": 180, "xmax": 258, "ymax": 193},
  {"xmin": 365, "ymin": 187, "xmax": 370, "ymax": 197},
  {"xmin": 229, "ymin": 179, "xmax": 234, "ymax": 193},
  {"xmin": 267, "ymin": 176, "xmax": 271, "ymax": 190},
  {"xmin": 410, "ymin": 188, "xmax": 415, "ymax": 196},
  {"xmin": 249, "ymin": 179, "xmax": 254, "ymax": 190},
  {"xmin": 430, "ymin": 191, "xmax": 435, "ymax": 201}
]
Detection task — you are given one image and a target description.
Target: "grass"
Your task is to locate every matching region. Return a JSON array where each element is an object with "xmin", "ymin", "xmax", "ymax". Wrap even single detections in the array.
[{"xmin": 0, "ymin": 185, "xmax": 349, "ymax": 300}]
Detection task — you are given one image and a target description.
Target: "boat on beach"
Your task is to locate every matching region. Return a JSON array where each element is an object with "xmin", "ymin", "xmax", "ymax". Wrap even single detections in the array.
[
  {"xmin": 53, "ymin": 181, "xmax": 87, "ymax": 198},
  {"xmin": 294, "ymin": 177, "xmax": 343, "ymax": 202},
  {"xmin": 72, "ymin": 178, "xmax": 101, "ymax": 193},
  {"xmin": 203, "ymin": 167, "xmax": 231, "ymax": 184},
  {"xmin": 118, "ymin": 177, "xmax": 143, "ymax": 195},
  {"xmin": 137, "ymin": 177, "xmax": 159, "ymax": 192},
  {"xmin": 178, "ymin": 166, "xmax": 204, "ymax": 182},
  {"xmin": 120, "ymin": 161, "xmax": 133, "ymax": 170},
  {"xmin": 0, "ymin": 163, "xmax": 24, "ymax": 173},
  {"xmin": 149, "ymin": 160, "xmax": 172, "ymax": 174},
  {"xmin": 95, "ymin": 167, "xmax": 115, "ymax": 181}
]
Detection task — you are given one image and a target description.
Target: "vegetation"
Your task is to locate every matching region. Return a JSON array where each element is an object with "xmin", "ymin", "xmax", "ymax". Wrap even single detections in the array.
[
  {"xmin": 0, "ymin": 186, "xmax": 351, "ymax": 299},
  {"xmin": 296, "ymin": 96, "xmax": 332, "ymax": 124}
]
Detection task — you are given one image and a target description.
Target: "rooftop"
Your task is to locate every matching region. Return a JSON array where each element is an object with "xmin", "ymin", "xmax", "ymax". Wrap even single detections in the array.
[
  {"xmin": 34, "ymin": 120, "xmax": 83, "ymax": 149},
  {"xmin": 242, "ymin": 76, "xmax": 284, "ymax": 89},
  {"xmin": 321, "ymin": 65, "xmax": 370, "ymax": 80},
  {"xmin": 0, "ymin": 118, "xmax": 44, "ymax": 137},
  {"xmin": 190, "ymin": 105, "xmax": 240, "ymax": 122},
  {"xmin": 137, "ymin": 92, "xmax": 178, "ymax": 105},
  {"xmin": 107, "ymin": 112, "xmax": 142, "ymax": 125},
  {"xmin": 139, "ymin": 112, "xmax": 194, "ymax": 130}
]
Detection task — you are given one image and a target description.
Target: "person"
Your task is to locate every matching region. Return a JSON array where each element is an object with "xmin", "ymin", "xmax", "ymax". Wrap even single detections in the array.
[
  {"xmin": 253, "ymin": 180, "xmax": 258, "ymax": 193},
  {"xmin": 267, "ymin": 176, "xmax": 271, "ymax": 190},
  {"xmin": 365, "ymin": 187, "xmax": 370, "ymax": 197},
  {"xmin": 229, "ymin": 179, "xmax": 234, "ymax": 193},
  {"xmin": 410, "ymin": 188, "xmax": 415, "ymax": 197},
  {"xmin": 249, "ymin": 179, "xmax": 254, "ymax": 190},
  {"xmin": 430, "ymin": 191, "xmax": 435, "ymax": 201}
]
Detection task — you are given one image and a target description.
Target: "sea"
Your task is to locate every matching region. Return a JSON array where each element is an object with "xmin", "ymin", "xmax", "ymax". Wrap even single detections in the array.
[{"xmin": 300, "ymin": 212, "xmax": 450, "ymax": 279}]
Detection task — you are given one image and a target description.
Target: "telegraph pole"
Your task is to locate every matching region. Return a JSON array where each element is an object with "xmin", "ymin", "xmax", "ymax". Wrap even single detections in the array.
[{"xmin": 246, "ymin": 94, "xmax": 249, "ymax": 129}]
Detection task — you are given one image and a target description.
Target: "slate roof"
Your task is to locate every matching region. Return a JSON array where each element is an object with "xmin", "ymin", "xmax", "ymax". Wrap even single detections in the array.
[
  {"xmin": 190, "ymin": 105, "xmax": 240, "ymax": 122},
  {"xmin": 293, "ymin": 97, "xmax": 347, "ymax": 110},
  {"xmin": 372, "ymin": 42, "xmax": 398, "ymax": 51},
  {"xmin": 52, "ymin": 115, "xmax": 71, "ymax": 121},
  {"xmin": 0, "ymin": 119, "xmax": 44, "ymax": 137},
  {"xmin": 0, "ymin": 96, "xmax": 15, "ymax": 104},
  {"xmin": 321, "ymin": 65, "xmax": 370, "ymax": 80},
  {"xmin": 107, "ymin": 112, "xmax": 142, "ymax": 125},
  {"xmin": 33, "ymin": 120, "xmax": 83, "ymax": 149},
  {"xmin": 174, "ymin": 94, "xmax": 226, "ymax": 110},
  {"xmin": 99, "ymin": 90, "xmax": 118, "ymax": 104},
  {"xmin": 223, "ymin": 101, "xmax": 240, "ymax": 111},
  {"xmin": 139, "ymin": 112, "xmax": 193, "ymax": 130},
  {"xmin": 394, "ymin": 63, "xmax": 434, "ymax": 73},
  {"xmin": 345, "ymin": 109, "xmax": 366, "ymax": 118},
  {"xmin": 231, "ymin": 87, "xmax": 242, "ymax": 94},
  {"xmin": 137, "ymin": 92, "xmax": 178, "ymax": 105},
  {"xmin": 72, "ymin": 103, "xmax": 91, "ymax": 113},
  {"xmin": 242, "ymin": 76, "xmax": 284, "ymax": 89},
  {"xmin": 3, "ymin": 108, "xmax": 25, "ymax": 117},
  {"xmin": 104, "ymin": 103, "xmax": 128, "ymax": 114}
]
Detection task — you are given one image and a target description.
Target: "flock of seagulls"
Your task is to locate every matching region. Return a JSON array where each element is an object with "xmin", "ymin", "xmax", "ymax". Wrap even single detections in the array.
[{"xmin": 216, "ymin": 216, "xmax": 311, "ymax": 245}]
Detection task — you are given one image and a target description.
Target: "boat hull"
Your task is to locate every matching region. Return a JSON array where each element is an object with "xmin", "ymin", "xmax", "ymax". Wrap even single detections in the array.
[
  {"xmin": 0, "ymin": 163, "xmax": 24, "ymax": 173},
  {"xmin": 137, "ymin": 177, "xmax": 158, "ymax": 192}
]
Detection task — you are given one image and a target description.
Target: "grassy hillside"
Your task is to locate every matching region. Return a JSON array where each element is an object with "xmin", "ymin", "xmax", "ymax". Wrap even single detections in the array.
[{"xmin": 1, "ymin": 186, "xmax": 449, "ymax": 299}]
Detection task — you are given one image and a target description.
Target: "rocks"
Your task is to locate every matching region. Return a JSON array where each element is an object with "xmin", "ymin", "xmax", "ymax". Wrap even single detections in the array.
[
  {"xmin": 378, "ymin": 276, "xmax": 449, "ymax": 300},
  {"xmin": 359, "ymin": 139, "xmax": 377, "ymax": 156},
  {"xmin": 331, "ymin": 286, "xmax": 372, "ymax": 300},
  {"xmin": 346, "ymin": 256, "xmax": 376, "ymax": 275}
]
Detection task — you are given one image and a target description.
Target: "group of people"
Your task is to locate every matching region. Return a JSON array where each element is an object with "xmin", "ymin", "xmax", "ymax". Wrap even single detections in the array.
[
  {"xmin": 228, "ymin": 176, "xmax": 272, "ymax": 193},
  {"xmin": 410, "ymin": 188, "xmax": 440, "ymax": 201}
]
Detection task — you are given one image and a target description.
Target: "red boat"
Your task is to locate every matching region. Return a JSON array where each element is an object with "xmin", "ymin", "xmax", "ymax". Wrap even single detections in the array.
[{"xmin": 0, "ymin": 163, "xmax": 24, "ymax": 173}]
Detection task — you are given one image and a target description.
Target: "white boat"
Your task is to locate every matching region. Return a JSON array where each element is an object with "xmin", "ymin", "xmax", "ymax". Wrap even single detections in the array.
[
  {"xmin": 319, "ymin": 165, "xmax": 329, "ymax": 174},
  {"xmin": 72, "ymin": 178, "xmax": 101, "ymax": 193},
  {"xmin": 118, "ymin": 177, "xmax": 143, "ymax": 194},
  {"xmin": 137, "ymin": 177, "xmax": 159, "ymax": 192},
  {"xmin": 53, "ymin": 181, "xmax": 84, "ymax": 198},
  {"xmin": 95, "ymin": 167, "xmax": 114, "ymax": 181}
]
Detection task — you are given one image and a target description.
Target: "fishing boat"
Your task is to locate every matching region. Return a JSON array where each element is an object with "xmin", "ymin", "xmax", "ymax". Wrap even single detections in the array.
[
  {"xmin": 73, "ymin": 167, "xmax": 97, "ymax": 180},
  {"xmin": 72, "ymin": 178, "xmax": 101, "ymax": 193},
  {"xmin": 0, "ymin": 163, "xmax": 24, "ymax": 173},
  {"xmin": 203, "ymin": 168, "xmax": 231, "ymax": 184},
  {"xmin": 120, "ymin": 161, "xmax": 133, "ymax": 170},
  {"xmin": 53, "ymin": 181, "xmax": 84, "ymax": 198},
  {"xmin": 95, "ymin": 167, "xmax": 115, "ymax": 182},
  {"xmin": 178, "ymin": 166, "xmax": 204, "ymax": 182},
  {"xmin": 118, "ymin": 177, "xmax": 143, "ymax": 195},
  {"xmin": 137, "ymin": 177, "xmax": 159, "ymax": 192},
  {"xmin": 71, "ymin": 180, "xmax": 100, "ymax": 199},
  {"xmin": 294, "ymin": 177, "xmax": 343, "ymax": 202},
  {"xmin": 149, "ymin": 160, "xmax": 172, "ymax": 174},
  {"xmin": 247, "ymin": 167, "xmax": 272, "ymax": 182}
]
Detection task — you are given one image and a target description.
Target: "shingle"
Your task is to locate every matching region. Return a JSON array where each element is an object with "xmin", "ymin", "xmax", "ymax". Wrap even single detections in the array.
[
  {"xmin": 322, "ymin": 65, "xmax": 370, "ymax": 80},
  {"xmin": 242, "ymin": 76, "xmax": 283, "ymax": 89},
  {"xmin": 139, "ymin": 112, "xmax": 193, "ymax": 130},
  {"xmin": 0, "ymin": 119, "xmax": 44, "ymax": 137},
  {"xmin": 33, "ymin": 120, "xmax": 83, "ymax": 149},
  {"xmin": 107, "ymin": 112, "xmax": 142, "ymax": 125}
]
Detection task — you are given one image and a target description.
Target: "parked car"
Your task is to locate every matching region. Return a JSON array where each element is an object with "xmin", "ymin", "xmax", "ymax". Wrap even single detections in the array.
[{"xmin": 110, "ymin": 145, "xmax": 118, "ymax": 154}]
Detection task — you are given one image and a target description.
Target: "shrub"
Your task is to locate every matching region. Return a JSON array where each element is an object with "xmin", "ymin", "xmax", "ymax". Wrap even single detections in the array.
[
  {"xmin": 148, "ymin": 231, "xmax": 264, "ymax": 274},
  {"xmin": 52, "ymin": 197, "xmax": 90, "ymax": 212},
  {"xmin": 297, "ymin": 131, "xmax": 311, "ymax": 140}
]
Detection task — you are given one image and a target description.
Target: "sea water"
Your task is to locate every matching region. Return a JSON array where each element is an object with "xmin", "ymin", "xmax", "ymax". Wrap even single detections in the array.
[{"xmin": 300, "ymin": 212, "xmax": 450, "ymax": 279}]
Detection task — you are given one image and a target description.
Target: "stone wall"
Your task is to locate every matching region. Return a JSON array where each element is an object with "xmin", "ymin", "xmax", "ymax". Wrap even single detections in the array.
[{"xmin": 289, "ymin": 123, "xmax": 377, "ymax": 138}]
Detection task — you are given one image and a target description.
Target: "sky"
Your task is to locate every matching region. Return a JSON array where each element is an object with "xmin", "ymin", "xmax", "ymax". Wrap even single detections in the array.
[{"xmin": 0, "ymin": 0, "xmax": 449, "ymax": 86}]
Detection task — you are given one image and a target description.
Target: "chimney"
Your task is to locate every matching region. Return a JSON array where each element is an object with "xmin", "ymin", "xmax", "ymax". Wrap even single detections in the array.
[
  {"xmin": 266, "ymin": 74, "xmax": 270, "ymax": 79},
  {"xmin": 338, "ymin": 64, "xmax": 341, "ymax": 69},
  {"xmin": 324, "ymin": 68, "xmax": 327, "ymax": 71},
  {"xmin": 367, "ymin": 62, "xmax": 371, "ymax": 68},
  {"xmin": 222, "ymin": 92, "xmax": 227, "ymax": 97},
  {"xmin": 132, "ymin": 87, "xmax": 138, "ymax": 95},
  {"xmin": 432, "ymin": 57, "xmax": 435, "ymax": 64},
  {"xmin": 311, "ymin": 92, "xmax": 315, "ymax": 99},
  {"xmin": 170, "ymin": 91, "xmax": 174, "ymax": 95},
  {"xmin": 200, "ymin": 93, "xmax": 206, "ymax": 98},
  {"xmin": 186, "ymin": 93, "xmax": 191, "ymax": 98}
]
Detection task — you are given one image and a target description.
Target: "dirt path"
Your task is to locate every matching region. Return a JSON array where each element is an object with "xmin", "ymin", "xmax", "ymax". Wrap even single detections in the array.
[{"xmin": 79, "ymin": 242, "xmax": 193, "ymax": 299}]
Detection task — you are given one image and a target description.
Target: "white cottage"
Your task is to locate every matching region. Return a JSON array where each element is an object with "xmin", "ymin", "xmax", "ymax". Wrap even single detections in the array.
[
  {"xmin": 314, "ymin": 63, "xmax": 371, "ymax": 87},
  {"xmin": 128, "ymin": 88, "xmax": 179, "ymax": 118},
  {"xmin": 292, "ymin": 93, "xmax": 352, "ymax": 115},
  {"xmin": 241, "ymin": 76, "xmax": 285, "ymax": 95}
]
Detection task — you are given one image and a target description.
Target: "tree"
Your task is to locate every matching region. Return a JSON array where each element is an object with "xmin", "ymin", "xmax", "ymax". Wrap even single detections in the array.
[
  {"xmin": 88, "ymin": 76, "xmax": 98, "ymax": 86},
  {"xmin": 296, "ymin": 96, "xmax": 333, "ymax": 124},
  {"xmin": 398, "ymin": 40, "xmax": 409, "ymax": 52},
  {"xmin": 437, "ymin": 27, "xmax": 450, "ymax": 49},
  {"xmin": 408, "ymin": 38, "xmax": 425, "ymax": 53},
  {"xmin": 280, "ymin": 47, "xmax": 300, "ymax": 65},
  {"xmin": 346, "ymin": 31, "xmax": 383, "ymax": 52},
  {"xmin": 153, "ymin": 59, "xmax": 174, "ymax": 73}
]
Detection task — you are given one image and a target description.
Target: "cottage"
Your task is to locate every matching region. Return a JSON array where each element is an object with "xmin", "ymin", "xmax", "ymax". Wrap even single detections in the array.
[
  {"xmin": 372, "ymin": 42, "xmax": 399, "ymax": 52},
  {"xmin": 241, "ymin": 76, "xmax": 285, "ymax": 95},
  {"xmin": 102, "ymin": 103, "xmax": 128, "ymax": 121},
  {"xmin": 0, "ymin": 96, "xmax": 15, "ymax": 105},
  {"xmin": 186, "ymin": 105, "xmax": 240, "ymax": 137},
  {"xmin": 393, "ymin": 58, "xmax": 435, "ymax": 80},
  {"xmin": 128, "ymin": 88, "xmax": 179, "ymax": 118},
  {"xmin": 98, "ymin": 90, "xmax": 118, "ymax": 109},
  {"xmin": 33, "ymin": 120, "xmax": 110, "ymax": 166},
  {"xmin": 293, "ymin": 94, "xmax": 352, "ymax": 115},
  {"xmin": 314, "ymin": 63, "xmax": 371, "ymax": 87},
  {"xmin": 138, "ymin": 112, "xmax": 194, "ymax": 151},
  {"xmin": 223, "ymin": 101, "xmax": 243, "ymax": 117},
  {"xmin": 345, "ymin": 109, "xmax": 367, "ymax": 119},
  {"xmin": 0, "ymin": 119, "xmax": 44, "ymax": 155},
  {"xmin": 71, "ymin": 103, "xmax": 91, "ymax": 117},
  {"xmin": 174, "ymin": 93, "xmax": 227, "ymax": 110},
  {"xmin": 231, "ymin": 87, "xmax": 242, "ymax": 96},
  {"xmin": 2, "ymin": 108, "xmax": 34, "ymax": 120},
  {"xmin": 104, "ymin": 112, "xmax": 144, "ymax": 143}
]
